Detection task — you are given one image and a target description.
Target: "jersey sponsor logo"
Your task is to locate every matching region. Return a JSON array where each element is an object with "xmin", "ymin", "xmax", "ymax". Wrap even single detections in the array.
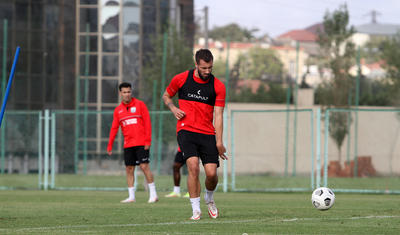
[
  {"xmin": 187, "ymin": 89, "xmax": 209, "ymax": 101},
  {"xmin": 122, "ymin": 118, "xmax": 137, "ymax": 126},
  {"xmin": 130, "ymin": 107, "xmax": 136, "ymax": 113}
]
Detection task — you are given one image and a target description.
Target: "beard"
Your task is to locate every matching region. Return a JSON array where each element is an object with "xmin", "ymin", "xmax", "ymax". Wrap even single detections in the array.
[{"xmin": 199, "ymin": 72, "xmax": 211, "ymax": 81}]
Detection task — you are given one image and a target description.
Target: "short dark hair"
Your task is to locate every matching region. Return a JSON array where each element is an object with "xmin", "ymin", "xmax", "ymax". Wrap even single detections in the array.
[
  {"xmin": 119, "ymin": 82, "xmax": 132, "ymax": 91},
  {"xmin": 195, "ymin": 49, "xmax": 213, "ymax": 64}
]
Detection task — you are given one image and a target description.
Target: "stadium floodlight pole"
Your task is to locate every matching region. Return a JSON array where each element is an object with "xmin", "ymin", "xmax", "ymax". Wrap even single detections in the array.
[{"xmin": 0, "ymin": 46, "xmax": 20, "ymax": 128}]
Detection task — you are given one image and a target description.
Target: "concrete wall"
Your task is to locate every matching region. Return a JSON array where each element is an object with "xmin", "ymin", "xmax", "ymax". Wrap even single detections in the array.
[
  {"xmin": 221, "ymin": 103, "xmax": 400, "ymax": 176},
  {"xmin": 3, "ymin": 102, "xmax": 399, "ymax": 177}
]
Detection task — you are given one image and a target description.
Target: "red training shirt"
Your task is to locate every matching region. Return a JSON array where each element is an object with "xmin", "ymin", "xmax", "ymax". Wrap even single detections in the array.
[
  {"xmin": 107, "ymin": 98, "xmax": 151, "ymax": 152},
  {"xmin": 166, "ymin": 70, "xmax": 226, "ymax": 135}
]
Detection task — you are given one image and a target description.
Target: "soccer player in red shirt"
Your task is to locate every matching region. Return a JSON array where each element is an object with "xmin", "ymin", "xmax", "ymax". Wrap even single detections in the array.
[
  {"xmin": 162, "ymin": 49, "xmax": 228, "ymax": 220},
  {"xmin": 107, "ymin": 82, "xmax": 158, "ymax": 203}
]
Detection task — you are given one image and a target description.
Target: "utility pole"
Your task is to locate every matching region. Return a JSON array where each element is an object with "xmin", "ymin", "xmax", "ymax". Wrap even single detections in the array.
[
  {"xmin": 204, "ymin": 6, "xmax": 209, "ymax": 49},
  {"xmin": 364, "ymin": 10, "xmax": 381, "ymax": 24}
]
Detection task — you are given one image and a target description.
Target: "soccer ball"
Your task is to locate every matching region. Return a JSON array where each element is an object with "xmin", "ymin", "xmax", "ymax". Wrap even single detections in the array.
[{"xmin": 311, "ymin": 187, "xmax": 335, "ymax": 210}]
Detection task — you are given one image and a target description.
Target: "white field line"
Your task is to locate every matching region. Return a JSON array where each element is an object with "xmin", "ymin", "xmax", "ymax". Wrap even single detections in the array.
[
  {"xmin": 281, "ymin": 215, "xmax": 400, "ymax": 222},
  {"xmin": 0, "ymin": 219, "xmax": 260, "ymax": 232},
  {"xmin": 1, "ymin": 215, "xmax": 399, "ymax": 232}
]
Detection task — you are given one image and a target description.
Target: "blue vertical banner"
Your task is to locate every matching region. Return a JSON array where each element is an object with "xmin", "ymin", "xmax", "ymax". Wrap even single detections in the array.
[{"xmin": 0, "ymin": 46, "xmax": 20, "ymax": 128}]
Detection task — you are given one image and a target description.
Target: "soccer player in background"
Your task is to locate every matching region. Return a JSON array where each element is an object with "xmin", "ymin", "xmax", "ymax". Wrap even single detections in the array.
[
  {"xmin": 162, "ymin": 49, "xmax": 227, "ymax": 220},
  {"xmin": 165, "ymin": 147, "xmax": 190, "ymax": 198},
  {"xmin": 107, "ymin": 82, "xmax": 158, "ymax": 203}
]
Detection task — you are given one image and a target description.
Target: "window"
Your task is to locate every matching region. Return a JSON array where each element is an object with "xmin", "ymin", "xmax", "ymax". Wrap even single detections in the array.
[
  {"xmin": 80, "ymin": 8, "xmax": 98, "ymax": 32},
  {"xmin": 80, "ymin": 55, "xmax": 98, "ymax": 76}
]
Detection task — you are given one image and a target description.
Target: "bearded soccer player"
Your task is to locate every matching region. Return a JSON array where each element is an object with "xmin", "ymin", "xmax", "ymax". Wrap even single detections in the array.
[
  {"xmin": 107, "ymin": 82, "xmax": 158, "ymax": 203},
  {"xmin": 162, "ymin": 49, "xmax": 227, "ymax": 220}
]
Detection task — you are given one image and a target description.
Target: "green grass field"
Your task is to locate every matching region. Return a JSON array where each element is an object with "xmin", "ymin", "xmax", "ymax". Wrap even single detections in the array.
[
  {"xmin": 1, "ymin": 174, "xmax": 400, "ymax": 192},
  {"xmin": 1, "ymin": 190, "xmax": 400, "ymax": 234}
]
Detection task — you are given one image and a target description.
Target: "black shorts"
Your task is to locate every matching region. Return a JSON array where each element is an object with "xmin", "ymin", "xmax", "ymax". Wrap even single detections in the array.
[
  {"xmin": 174, "ymin": 151, "xmax": 185, "ymax": 165},
  {"xmin": 124, "ymin": 146, "xmax": 150, "ymax": 166},
  {"xmin": 177, "ymin": 130, "xmax": 219, "ymax": 167}
]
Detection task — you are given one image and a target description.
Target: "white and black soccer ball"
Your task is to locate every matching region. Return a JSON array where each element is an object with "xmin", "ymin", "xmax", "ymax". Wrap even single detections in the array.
[{"xmin": 311, "ymin": 187, "xmax": 335, "ymax": 210}]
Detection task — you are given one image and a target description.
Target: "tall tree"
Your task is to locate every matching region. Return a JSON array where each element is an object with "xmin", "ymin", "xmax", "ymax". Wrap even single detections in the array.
[
  {"xmin": 142, "ymin": 27, "xmax": 194, "ymax": 144},
  {"xmin": 223, "ymin": 47, "xmax": 286, "ymax": 103},
  {"xmin": 238, "ymin": 47, "xmax": 284, "ymax": 81},
  {"xmin": 209, "ymin": 23, "xmax": 257, "ymax": 42},
  {"xmin": 142, "ymin": 28, "xmax": 194, "ymax": 105},
  {"xmin": 381, "ymin": 33, "xmax": 400, "ymax": 106},
  {"xmin": 317, "ymin": 4, "xmax": 356, "ymax": 163}
]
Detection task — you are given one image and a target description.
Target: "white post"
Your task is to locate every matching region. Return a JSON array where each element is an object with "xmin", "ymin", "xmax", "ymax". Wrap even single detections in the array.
[
  {"xmin": 44, "ymin": 109, "xmax": 50, "ymax": 190},
  {"xmin": 316, "ymin": 108, "xmax": 321, "ymax": 188},
  {"xmin": 51, "ymin": 112, "xmax": 56, "ymax": 189},
  {"xmin": 38, "ymin": 111, "xmax": 42, "ymax": 189},
  {"xmin": 223, "ymin": 109, "xmax": 228, "ymax": 192}
]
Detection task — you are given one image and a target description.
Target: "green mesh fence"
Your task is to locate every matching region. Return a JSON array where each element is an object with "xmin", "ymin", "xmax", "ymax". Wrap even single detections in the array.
[
  {"xmin": 323, "ymin": 108, "xmax": 400, "ymax": 194},
  {"xmin": 50, "ymin": 110, "xmax": 180, "ymax": 190},
  {"xmin": 0, "ymin": 111, "xmax": 41, "ymax": 189},
  {"xmin": 2, "ymin": 108, "xmax": 399, "ymax": 194},
  {"xmin": 228, "ymin": 109, "xmax": 315, "ymax": 192},
  {"xmin": 0, "ymin": 110, "xmax": 181, "ymax": 191}
]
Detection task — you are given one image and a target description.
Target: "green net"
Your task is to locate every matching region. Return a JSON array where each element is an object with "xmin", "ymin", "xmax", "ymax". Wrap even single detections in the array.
[
  {"xmin": 1, "ymin": 108, "xmax": 399, "ymax": 194},
  {"xmin": 323, "ymin": 108, "xmax": 400, "ymax": 193},
  {"xmin": 0, "ymin": 111, "xmax": 41, "ymax": 189},
  {"xmin": 228, "ymin": 109, "xmax": 315, "ymax": 192}
]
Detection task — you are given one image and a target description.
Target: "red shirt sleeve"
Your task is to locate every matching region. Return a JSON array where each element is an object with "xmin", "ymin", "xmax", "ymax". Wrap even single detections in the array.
[
  {"xmin": 214, "ymin": 78, "xmax": 226, "ymax": 107},
  {"xmin": 107, "ymin": 108, "xmax": 120, "ymax": 152},
  {"xmin": 166, "ymin": 71, "xmax": 188, "ymax": 97},
  {"xmin": 141, "ymin": 101, "xmax": 152, "ymax": 146}
]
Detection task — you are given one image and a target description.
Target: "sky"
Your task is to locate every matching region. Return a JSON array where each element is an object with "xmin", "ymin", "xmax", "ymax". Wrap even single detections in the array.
[{"xmin": 194, "ymin": 0, "xmax": 400, "ymax": 37}]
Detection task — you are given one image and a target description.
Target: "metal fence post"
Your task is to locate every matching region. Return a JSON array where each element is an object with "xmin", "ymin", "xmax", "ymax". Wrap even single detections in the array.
[
  {"xmin": 315, "ymin": 108, "xmax": 321, "ymax": 188},
  {"xmin": 323, "ymin": 109, "xmax": 330, "ymax": 187},
  {"xmin": 44, "ymin": 109, "xmax": 50, "ymax": 190},
  {"xmin": 38, "ymin": 111, "xmax": 43, "ymax": 189},
  {"xmin": 223, "ymin": 109, "xmax": 228, "ymax": 192},
  {"xmin": 51, "ymin": 112, "xmax": 56, "ymax": 189}
]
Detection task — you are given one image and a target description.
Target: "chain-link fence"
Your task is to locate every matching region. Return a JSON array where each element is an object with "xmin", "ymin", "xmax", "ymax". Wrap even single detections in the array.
[{"xmin": 1, "ymin": 107, "xmax": 399, "ymax": 194}]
